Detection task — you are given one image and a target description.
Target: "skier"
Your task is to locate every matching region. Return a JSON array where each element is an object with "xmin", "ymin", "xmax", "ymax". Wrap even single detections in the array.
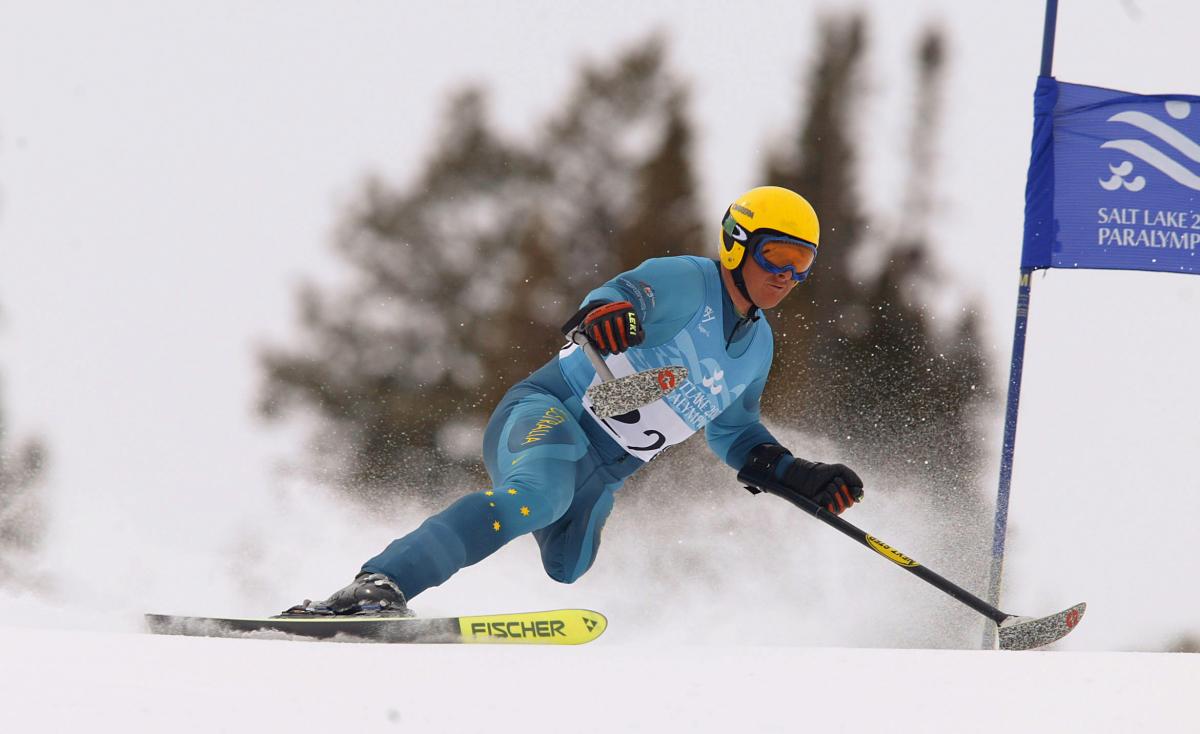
[{"xmin": 282, "ymin": 185, "xmax": 865, "ymax": 617}]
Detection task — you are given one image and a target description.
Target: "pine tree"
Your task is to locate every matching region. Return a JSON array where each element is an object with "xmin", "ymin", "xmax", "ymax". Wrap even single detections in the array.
[
  {"xmin": 613, "ymin": 88, "xmax": 704, "ymax": 267},
  {"xmin": 761, "ymin": 15, "xmax": 868, "ymax": 424},
  {"xmin": 539, "ymin": 35, "xmax": 702, "ymax": 285},
  {"xmin": 0, "ymin": 327, "xmax": 46, "ymax": 584},
  {"xmin": 761, "ymin": 17, "xmax": 993, "ymax": 505},
  {"xmin": 260, "ymin": 89, "xmax": 548, "ymax": 501},
  {"xmin": 261, "ymin": 37, "xmax": 705, "ymax": 502}
]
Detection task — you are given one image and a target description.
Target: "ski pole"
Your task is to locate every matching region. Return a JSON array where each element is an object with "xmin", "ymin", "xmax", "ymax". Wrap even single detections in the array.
[
  {"xmin": 569, "ymin": 327, "xmax": 616, "ymax": 381},
  {"xmin": 737, "ymin": 470, "xmax": 1086, "ymax": 651}
]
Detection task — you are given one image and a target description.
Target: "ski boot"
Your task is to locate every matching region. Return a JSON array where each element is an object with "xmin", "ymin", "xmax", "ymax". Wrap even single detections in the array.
[{"xmin": 276, "ymin": 572, "xmax": 413, "ymax": 618}]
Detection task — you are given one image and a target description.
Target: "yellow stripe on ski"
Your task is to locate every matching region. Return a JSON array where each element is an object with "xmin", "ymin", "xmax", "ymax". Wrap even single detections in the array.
[{"xmin": 456, "ymin": 609, "xmax": 607, "ymax": 645}]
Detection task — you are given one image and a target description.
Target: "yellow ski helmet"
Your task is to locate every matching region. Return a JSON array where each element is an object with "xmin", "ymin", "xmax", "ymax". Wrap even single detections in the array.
[{"xmin": 719, "ymin": 186, "xmax": 820, "ymax": 271}]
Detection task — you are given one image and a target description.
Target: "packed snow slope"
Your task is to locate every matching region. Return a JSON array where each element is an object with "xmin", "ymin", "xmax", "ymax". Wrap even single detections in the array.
[
  {"xmin": 3, "ymin": 427, "xmax": 1195, "ymax": 732},
  {"xmin": 2, "ymin": 462, "xmax": 1196, "ymax": 732},
  {"xmin": 1, "ymin": 623, "xmax": 1194, "ymax": 733}
]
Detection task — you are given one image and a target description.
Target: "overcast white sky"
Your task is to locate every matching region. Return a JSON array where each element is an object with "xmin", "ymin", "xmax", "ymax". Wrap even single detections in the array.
[{"xmin": 1, "ymin": 1, "xmax": 1198, "ymax": 650}]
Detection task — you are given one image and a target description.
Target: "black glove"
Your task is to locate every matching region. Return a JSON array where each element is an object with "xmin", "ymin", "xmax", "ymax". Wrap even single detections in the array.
[
  {"xmin": 561, "ymin": 299, "xmax": 645, "ymax": 356},
  {"xmin": 743, "ymin": 443, "xmax": 864, "ymax": 515}
]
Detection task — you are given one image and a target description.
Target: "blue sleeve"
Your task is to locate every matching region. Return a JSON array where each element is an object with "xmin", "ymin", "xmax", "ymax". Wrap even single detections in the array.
[
  {"xmin": 581, "ymin": 257, "xmax": 705, "ymax": 348},
  {"xmin": 704, "ymin": 340, "xmax": 777, "ymax": 470},
  {"xmin": 705, "ymin": 375, "xmax": 778, "ymax": 470}
]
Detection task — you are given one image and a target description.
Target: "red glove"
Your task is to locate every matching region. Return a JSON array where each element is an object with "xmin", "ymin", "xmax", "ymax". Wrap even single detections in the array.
[{"xmin": 581, "ymin": 301, "xmax": 645, "ymax": 355}]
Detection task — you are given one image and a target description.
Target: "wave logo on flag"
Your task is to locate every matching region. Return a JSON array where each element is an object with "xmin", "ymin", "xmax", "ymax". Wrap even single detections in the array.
[
  {"xmin": 1022, "ymin": 77, "xmax": 1200, "ymax": 274},
  {"xmin": 1100, "ymin": 101, "xmax": 1200, "ymax": 193}
]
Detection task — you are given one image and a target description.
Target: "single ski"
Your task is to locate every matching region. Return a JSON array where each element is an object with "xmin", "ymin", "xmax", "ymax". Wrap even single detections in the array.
[
  {"xmin": 145, "ymin": 608, "xmax": 607, "ymax": 645},
  {"xmin": 997, "ymin": 602, "xmax": 1086, "ymax": 651}
]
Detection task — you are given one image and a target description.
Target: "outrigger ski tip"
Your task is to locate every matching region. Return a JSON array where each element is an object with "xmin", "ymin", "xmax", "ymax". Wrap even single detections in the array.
[
  {"xmin": 586, "ymin": 365, "xmax": 688, "ymax": 419},
  {"xmin": 997, "ymin": 602, "xmax": 1086, "ymax": 651}
]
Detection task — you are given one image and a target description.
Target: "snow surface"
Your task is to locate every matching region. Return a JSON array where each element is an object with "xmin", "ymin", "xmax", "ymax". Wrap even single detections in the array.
[
  {"xmin": 2, "ymin": 622, "xmax": 1195, "ymax": 732},
  {"xmin": 0, "ymin": 473, "xmax": 1195, "ymax": 732}
]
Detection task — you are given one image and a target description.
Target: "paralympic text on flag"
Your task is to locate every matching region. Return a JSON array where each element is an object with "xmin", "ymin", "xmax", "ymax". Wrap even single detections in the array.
[{"xmin": 1022, "ymin": 77, "xmax": 1200, "ymax": 274}]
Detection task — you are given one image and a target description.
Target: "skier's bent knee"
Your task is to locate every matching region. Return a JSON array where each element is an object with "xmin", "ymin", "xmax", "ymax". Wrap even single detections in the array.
[{"xmin": 545, "ymin": 567, "xmax": 583, "ymax": 585}]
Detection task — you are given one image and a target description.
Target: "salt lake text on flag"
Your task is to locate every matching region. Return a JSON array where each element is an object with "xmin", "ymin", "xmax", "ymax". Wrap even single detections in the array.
[{"xmin": 1022, "ymin": 77, "xmax": 1200, "ymax": 274}]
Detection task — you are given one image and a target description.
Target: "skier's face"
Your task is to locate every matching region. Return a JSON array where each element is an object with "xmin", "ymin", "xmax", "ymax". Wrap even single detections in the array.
[{"xmin": 742, "ymin": 253, "xmax": 799, "ymax": 309}]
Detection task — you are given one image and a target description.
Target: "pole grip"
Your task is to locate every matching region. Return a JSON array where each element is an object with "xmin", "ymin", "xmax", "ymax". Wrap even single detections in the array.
[{"xmin": 569, "ymin": 327, "xmax": 616, "ymax": 382}]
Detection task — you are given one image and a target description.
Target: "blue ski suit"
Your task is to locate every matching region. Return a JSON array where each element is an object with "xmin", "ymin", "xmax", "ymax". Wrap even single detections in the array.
[{"xmin": 362, "ymin": 256, "xmax": 780, "ymax": 600}]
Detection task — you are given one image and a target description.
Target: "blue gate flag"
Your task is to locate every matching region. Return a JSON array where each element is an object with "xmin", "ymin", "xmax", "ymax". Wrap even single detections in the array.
[{"xmin": 1023, "ymin": 77, "xmax": 1200, "ymax": 274}]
